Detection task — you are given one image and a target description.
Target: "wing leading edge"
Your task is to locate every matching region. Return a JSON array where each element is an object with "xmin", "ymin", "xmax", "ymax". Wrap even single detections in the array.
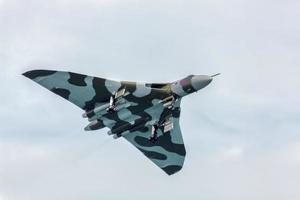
[{"xmin": 23, "ymin": 70, "xmax": 121, "ymax": 110}]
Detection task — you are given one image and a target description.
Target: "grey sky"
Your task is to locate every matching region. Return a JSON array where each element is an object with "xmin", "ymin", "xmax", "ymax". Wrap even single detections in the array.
[{"xmin": 1, "ymin": 0, "xmax": 300, "ymax": 199}]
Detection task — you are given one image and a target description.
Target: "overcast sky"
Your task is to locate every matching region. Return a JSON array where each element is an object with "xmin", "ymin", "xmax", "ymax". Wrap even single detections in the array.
[{"xmin": 1, "ymin": 0, "xmax": 300, "ymax": 199}]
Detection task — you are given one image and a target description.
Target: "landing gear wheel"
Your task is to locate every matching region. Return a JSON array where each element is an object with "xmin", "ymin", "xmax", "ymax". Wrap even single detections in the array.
[
  {"xmin": 107, "ymin": 94, "xmax": 116, "ymax": 113},
  {"xmin": 149, "ymin": 124, "xmax": 159, "ymax": 143}
]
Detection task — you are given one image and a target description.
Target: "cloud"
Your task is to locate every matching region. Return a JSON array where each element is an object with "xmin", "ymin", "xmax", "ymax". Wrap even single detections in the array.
[
  {"xmin": 0, "ymin": 0, "xmax": 300, "ymax": 199},
  {"xmin": 220, "ymin": 146, "xmax": 245, "ymax": 161}
]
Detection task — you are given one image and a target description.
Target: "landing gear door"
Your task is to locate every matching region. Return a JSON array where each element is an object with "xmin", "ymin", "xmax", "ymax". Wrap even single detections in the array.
[
  {"xmin": 115, "ymin": 88, "xmax": 126, "ymax": 99},
  {"xmin": 164, "ymin": 117, "xmax": 174, "ymax": 133}
]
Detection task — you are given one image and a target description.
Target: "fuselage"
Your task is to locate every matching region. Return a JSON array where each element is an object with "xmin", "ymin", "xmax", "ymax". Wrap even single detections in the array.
[
  {"xmin": 170, "ymin": 75, "xmax": 213, "ymax": 97},
  {"xmin": 83, "ymin": 74, "xmax": 213, "ymax": 132}
]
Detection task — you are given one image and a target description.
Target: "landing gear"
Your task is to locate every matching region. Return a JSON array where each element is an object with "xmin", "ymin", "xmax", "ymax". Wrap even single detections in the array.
[
  {"xmin": 107, "ymin": 89, "xmax": 127, "ymax": 114},
  {"xmin": 107, "ymin": 94, "xmax": 116, "ymax": 113},
  {"xmin": 149, "ymin": 124, "xmax": 158, "ymax": 143},
  {"xmin": 161, "ymin": 95, "xmax": 176, "ymax": 110}
]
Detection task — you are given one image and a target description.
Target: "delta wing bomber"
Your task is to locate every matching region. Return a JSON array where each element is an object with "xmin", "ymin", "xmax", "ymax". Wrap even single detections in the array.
[{"xmin": 23, "ymin": 70, "xmax": 219, "ymax": 175}]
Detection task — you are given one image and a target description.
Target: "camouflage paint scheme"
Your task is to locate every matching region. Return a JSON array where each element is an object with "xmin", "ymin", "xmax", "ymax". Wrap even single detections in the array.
[{"xmin": 23, "ymin": 70, "xmax": 213, "ymax": 175}]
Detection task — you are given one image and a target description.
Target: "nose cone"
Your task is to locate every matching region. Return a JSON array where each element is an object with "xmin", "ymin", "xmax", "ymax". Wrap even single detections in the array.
[{"xmin": 191, "ymin": 75, "xmax": 213, "ymax": 91}]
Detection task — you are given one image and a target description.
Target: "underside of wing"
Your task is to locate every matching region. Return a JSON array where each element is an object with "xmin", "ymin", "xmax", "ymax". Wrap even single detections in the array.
[
  {"xmin": 24, "ymin": 70, "xmax": 186, "ymax": 175},
  {"xmin": 23, "ymin": 70, "xmax": 121, "ymax": 110},
  {"xmin": 123, "ymin": 117, "xmax": 186, "ymax": 175},
  {"xmin": 122, "ymin": 99, "xmax": 186, "ymax": 175}
]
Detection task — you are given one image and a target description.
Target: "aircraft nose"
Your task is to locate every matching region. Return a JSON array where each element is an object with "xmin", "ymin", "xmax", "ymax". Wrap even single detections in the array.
[{"xmin": 191, "ymin": 75, "xmax": 213, "ymax": 91}]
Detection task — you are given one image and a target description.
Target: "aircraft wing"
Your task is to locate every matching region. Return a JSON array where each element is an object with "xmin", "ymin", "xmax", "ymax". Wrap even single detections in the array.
[
  {"xmin": 23, "ymin": 70, "xmax": 122, "ymax": 111},
  {"xmin": 24, "ymin": 70, "xmax": 186, "ymax": 175},
  {"xmin": 122, "ymin": 100, "xmax": 186, "ymax": 175},
  {"xmin": 23, "ymin": 70, "xmax": 169, "ymax": 111}
]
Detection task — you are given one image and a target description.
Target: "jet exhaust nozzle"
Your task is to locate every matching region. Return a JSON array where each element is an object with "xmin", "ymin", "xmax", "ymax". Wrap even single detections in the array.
[{"xmin": 84, "ymin": 120, "xmax": 105, "ymax": 131}]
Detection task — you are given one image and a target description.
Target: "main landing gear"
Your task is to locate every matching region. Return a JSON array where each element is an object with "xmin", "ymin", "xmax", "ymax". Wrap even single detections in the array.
[
  {"xmin": 107, "ymin": 94, "xmax": 117, "ymax": 113},
  {"xmin": 107, "ymin": 88, "xmax": 126, "ymax": 114},
  {"xmin": 149, "ymin": 124, "xmax": 159, "ymax": 143}
]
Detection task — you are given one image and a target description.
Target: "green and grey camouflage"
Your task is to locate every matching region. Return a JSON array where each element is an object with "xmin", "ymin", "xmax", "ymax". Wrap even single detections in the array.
[{"xmin": 23, "ymin": 70, "xmax": 216, "ymax": 175}]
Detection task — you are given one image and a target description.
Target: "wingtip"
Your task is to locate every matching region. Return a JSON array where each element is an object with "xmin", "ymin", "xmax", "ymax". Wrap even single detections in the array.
[
  {"xmin": 22, "ymin": 70, "xmax": 57, "ymax": 80},
  {"xmin": 22, "ymin": 71, "xmax": 33, "ymax": 78},
  {"xmin": 162, "ymin": 165, "xmax": 183, "ymax": 176}
]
